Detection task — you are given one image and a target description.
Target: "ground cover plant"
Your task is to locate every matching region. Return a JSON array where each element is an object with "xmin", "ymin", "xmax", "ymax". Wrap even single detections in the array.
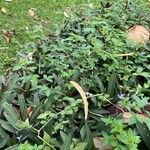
[
  {"xmin": 0, "ymin": 0, "xmax": 90, "ymax": 74},
  {"xmin": 0, "ymin": 0, "xmax": 150, "ymax": 149}
]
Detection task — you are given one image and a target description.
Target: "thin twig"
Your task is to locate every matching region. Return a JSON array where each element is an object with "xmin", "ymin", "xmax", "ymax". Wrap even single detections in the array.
[
  {"xmin": 31, "ymin": 127, "xmax": 56, "ymax": 150},
  {"xmin": 87, "ymin": 93, "xmax": 102, "ymax": 99},
  {"xmin": 38, "ymin": 112, "xmax": 60, "ymax": 133},
  {"xmin": 106, "ymin": 99, "xmax": 125, "ymax": 113},
  {"xmin": 38, "ymin": 135, "xmax": 56, "ymax": 150},
  {"xmin": 87, "ymin": 94, "xmax": 125, "ymax": 113},
  {"xmin": 114, "ymin": 53, "xmax": 135, "ymax": 57}
]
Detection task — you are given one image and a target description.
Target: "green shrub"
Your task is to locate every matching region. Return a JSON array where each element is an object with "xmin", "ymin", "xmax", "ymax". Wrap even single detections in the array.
[{"xmin": 0, "ymin": 0, "xmax": 150, "ymax": 149}]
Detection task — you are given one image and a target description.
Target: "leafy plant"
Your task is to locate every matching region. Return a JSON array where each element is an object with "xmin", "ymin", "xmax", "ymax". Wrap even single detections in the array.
[{"xmin": 102, "ymin": 117, "xmax": 140, "ymax": 150}]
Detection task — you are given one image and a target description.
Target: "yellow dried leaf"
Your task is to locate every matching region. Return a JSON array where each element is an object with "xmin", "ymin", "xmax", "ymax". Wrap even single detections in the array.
[
  {"xmin": 128, "ymin": 25, "xmax": 150, "ymax": 44},
  {"xmin": 28, "ymin": 9, "xmax": 35, "ymax": 17},
  {"xmin": 1, "ymin": 7, "xmax": 7, "ymax": 14},
  {"xmin": 27, "ymin": 107, "xmax": 33, "ymax": 118},
  {"xmin": 70, "ymin": 81, "xmax": 88, "ymax": 120},
  {"xmin": 64, "ymin": 11, "xmax": 69, "ymax": 18}
]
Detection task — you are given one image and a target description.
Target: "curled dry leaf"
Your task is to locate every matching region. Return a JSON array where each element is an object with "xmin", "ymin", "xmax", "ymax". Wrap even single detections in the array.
[
  {"xmin": 93, "ymin": 137, "xmax": 112, "ymax": 150},
  {"xmin": 27, "ymin": 107, "xmax": 33, "ymax": 118},
  {"xmin": 2, "ymin": 29, "xmax": 13, "ymax": 42},
  {"xmin": 28, "ymin": 9, "xmax": 35, "ymax": 17},
  {"xmin": 128, "ymin": 25, "xmax": 150, "ymax": 44},
  {"xmin": 1, "ymin": 7, "xmax": 7, "ymax": 14},
  {"xmin": 122, "ymin": 112, "xmax": 147, "ymax": 123},
  {"xmin": 70, "ymin": 81, "xmax": 88, "ymax": 120}
]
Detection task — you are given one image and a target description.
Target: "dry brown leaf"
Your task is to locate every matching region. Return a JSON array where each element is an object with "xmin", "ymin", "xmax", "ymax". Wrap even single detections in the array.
[
  {"xmin": 1, "ymin": 7, "xmax": 7, "ymax": 14},
  {"xmin": 28, "ymin": 9, "xmax": 35, "ymax": 17},
  {"xmin": 123, "ymin": 112, "xmax": 147, "ymax": 123},
  {"xmin": 70, "ymin": 81, "xmax": 88, "ymax": 120},
  {"xmin": 93, "ymin": 137, "xmax": 112, "ymax": 150},
  {"xmin": 2, "ymin": 29, "xmax": 13, "ymax": 42},
  {"xmin": 128, "ymin": 25, "xmax": 150, "ymax": 44}
]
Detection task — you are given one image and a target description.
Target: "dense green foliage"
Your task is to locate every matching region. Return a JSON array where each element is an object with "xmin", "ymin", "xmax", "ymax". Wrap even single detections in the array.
[
  {"xmin": 0, "ymin": 0, "xmax": 150, "ymax": 149},
  {"xmin": 0, "ymin": 0, "xmax": 89, "ymax": 73}
]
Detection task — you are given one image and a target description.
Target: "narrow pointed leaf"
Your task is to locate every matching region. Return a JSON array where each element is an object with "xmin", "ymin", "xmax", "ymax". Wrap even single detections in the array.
[{"xmin": 70, "ymin": 81, "xmax": 88, "ymax": 120}]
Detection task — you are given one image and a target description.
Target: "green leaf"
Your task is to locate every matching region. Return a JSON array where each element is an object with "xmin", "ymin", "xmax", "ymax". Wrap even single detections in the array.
[
  {"xmin": 4, "ymin": 144, "xmax": 19, "ymax": 150},
  {"xmin": 2, "ymin": 102, "xmax": 20, "ymax": 130},
  {"xmin": 30, "ymin": 105, "xmax": 43, "ymax": 122},
  {"xmin": 37, "ymin": 111, "xmax": 55, "ymax": 120},
  {"xmin": 133, "ymin": 95, "xmax": 148, "ymax": 108},
  {"xmin": 136, "ymin": 121, "xmax": 150, "ymax": 149},
  {"xmin": 43, "ymin": 132, "xmax": 61, "ymax": 148},
  {"xmin": 33, "ymin": 93, "xmax": 40, "ymax": 106},
  {"xmin": 61, "ymin": 130, "xmax": 74, "ymax": 150},
  {"xmin": 0, "ymin": 119, "xmax": 16, "ymax": 133},
  {"xmin": 73, "ymin": 142, "xmax": 87, "ymax": 150},
  {"xmin": 95, "ymin": 75, "xmax": 105, "ymax": 93},
  {"xmin": 31, "ymin": 75, "xmax": 39, "ymax": 89},
  {"xmin": 0, "ymin": 127, "xmax": 9, "ymax": 149},
  {"xmin": 60, "ymin": 131, "xmax": 68, "ymax": 143},
  {"xmin": 80, "ymin": 123, "xmax": 95, "ymax": 150},
  {"xmin": 3, "ymin": 112, "xmax": 19, "ymax": 130},
  {"xmin": 18, "ymin": 95, "xmax": 28, "ymax": 121},
  {"xmin": 2, "ymin": 102, "xmax": 19, "ymax": 121},
  {"xmin": 16, "ymin": 119, "xmax": 31, "ymax": 129},
  {"xmin": 107, "ymin": 73, "xmax": 117, "ymax": 98},
  {"xmin": 13, "ymin": 65, "xmax": 22, "ymax": 71}
]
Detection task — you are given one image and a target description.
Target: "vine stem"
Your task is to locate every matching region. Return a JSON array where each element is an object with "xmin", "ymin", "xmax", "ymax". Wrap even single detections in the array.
[
  {"xmin": 89, "ymin": 110, "xmax": 103, "ymax": 117},
  {"xmin": 31, "ymin": 112, "xmax": 61, "ymax": 150},
  {"xmin": 38, "ymin": 112, "xmax": 61, "ymax": 134},
  {"xmin": 31, "ymin": 127, "xmax": 57, "ymax": 150},
  {"xmin": 106, "ymin": 99, "xmax": 125, "ymax": 113},
  {"xmin": 114, "ymin": 53, "xmax": 134, "ymax": 57},
  {"xmin": 87, "ymin": 94, "xmax": 125, "ymax": 113}
]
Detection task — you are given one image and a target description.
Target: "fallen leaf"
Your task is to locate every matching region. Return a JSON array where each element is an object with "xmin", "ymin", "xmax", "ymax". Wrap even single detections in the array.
[
  {"xmin": 6, "ymin": 0, "xmax": 13, "ymax": 1},
  {"xmin": 1, "ymin": 7, "xmax": 7, "ymax": 14},
  {"xmin": 144, "ymin": 103, "xmax": 150, "ymax": 112},
  {"xmin": 122, "ymin": 112, "xmax": 147, "ymax": 123},
  {"xmin": 28, "ymin": 9, "xmax": 35, "ymax": 17},
  {"xmin": 64, "ymin": 11, "xmax": 69, "ymax": 18},
  {"xmin": 70, "ymin": 81, "xmax": 88, "ymax": 120},
  {"xmin": 93, "ymin": 137, "xmax": 112, "ymax": 150},
  {"xmin": 128, "ymin": 25, "xmax": 150, "ymax": 44},
  {"xmin": 2, "ymin": 29, "xmax": 13, "ymax": 42},
  {"xmin": 27, "ymin": 107, "xmax": 33, "ymax": 118}
]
